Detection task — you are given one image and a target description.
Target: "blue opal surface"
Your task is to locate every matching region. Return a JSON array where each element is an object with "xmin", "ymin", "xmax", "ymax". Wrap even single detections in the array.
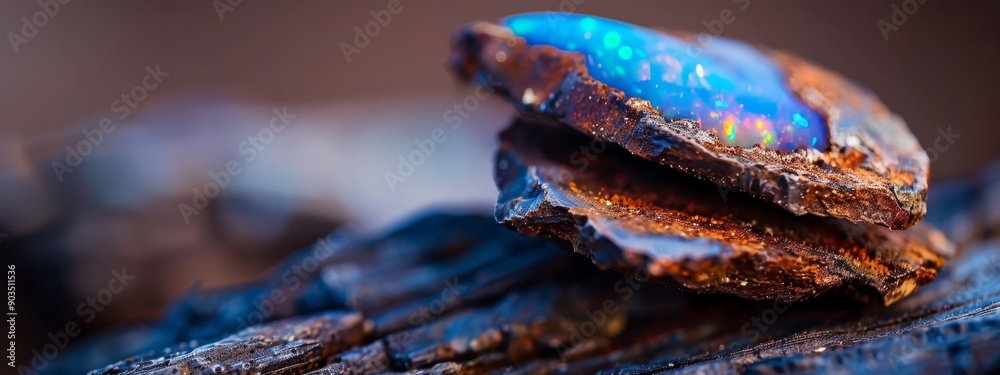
[{"xmin": 503, "ymin": 14, "xmax": 829, "ymax": 152}]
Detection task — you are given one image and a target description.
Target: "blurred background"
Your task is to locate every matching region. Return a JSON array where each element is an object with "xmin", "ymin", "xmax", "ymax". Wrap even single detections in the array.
[{"xmin": 1, "ymin": 0, "xmax": 999, "ymax": 369}]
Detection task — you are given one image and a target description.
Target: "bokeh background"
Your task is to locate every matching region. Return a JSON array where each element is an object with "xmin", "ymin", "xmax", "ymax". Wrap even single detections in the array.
[{"xmin": 1, "ymin": 0, "xmax": 999, "ymax": 370}]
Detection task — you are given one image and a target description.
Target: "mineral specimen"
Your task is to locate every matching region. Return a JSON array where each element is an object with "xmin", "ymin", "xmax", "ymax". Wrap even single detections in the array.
[
  {"xmin": 505, "ymin": 14, "xmax": 828, "ymax": 153},
  {"xmin": 494, "ymin": 117, "xmax": 952, "ymax": 304},
  {"xmin": 450, "ymin": 13, "xmax": 930, "ymax": 229},
  {"xmin": 65, "ymin": 12, "xmax": 1000, "ymax": 375}
]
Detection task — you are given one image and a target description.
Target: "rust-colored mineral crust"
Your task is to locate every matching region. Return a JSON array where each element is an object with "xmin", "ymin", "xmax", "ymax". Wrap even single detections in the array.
[
  {"xmin": 450, "ymin": 20, "xmax": 931, "ymax": 230},
  {"xmin": 494, "ymin": 117, "xmax": 952, "ymax": 304}
]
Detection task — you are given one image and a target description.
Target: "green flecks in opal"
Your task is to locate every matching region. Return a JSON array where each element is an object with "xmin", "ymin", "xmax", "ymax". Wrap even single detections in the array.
[
  {"xmin": 618, "ymin": 46, "xmax": 633, "ymax": 60},
  {"xmin": 503, "ymin": 14, "xmax": 829, "ymax": 152},
  {"xmin": 603, "ymin": 32, "xmax": 621, "ymax": 49}
]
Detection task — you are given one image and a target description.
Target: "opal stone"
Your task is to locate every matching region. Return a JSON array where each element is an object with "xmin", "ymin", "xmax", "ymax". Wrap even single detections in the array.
[{"xmin": 503, "ymin": 14, "xmax": 829, "ymax": 152}]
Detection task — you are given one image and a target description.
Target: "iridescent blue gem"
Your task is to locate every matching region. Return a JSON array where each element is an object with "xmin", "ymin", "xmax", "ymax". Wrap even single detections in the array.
[{"xmin": 503, "ymin": 14, "xmax": 829, "ymax": 152}]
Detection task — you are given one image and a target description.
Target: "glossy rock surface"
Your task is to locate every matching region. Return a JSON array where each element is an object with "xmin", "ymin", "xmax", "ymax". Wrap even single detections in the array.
[
  {"xmin": 78, "ymin": 210, "xmax": 1000, "ymax": 374},
  {"xmin": 494, "ymin": 117, "xmax": 951, "ymax": 304},
  {"xmin": 451, "ymin": 14, "xmax": 930, "ymax": 229},
  {"xmin": 505, "ymin": 14, "xmax": 828, "ymax": 152}
]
